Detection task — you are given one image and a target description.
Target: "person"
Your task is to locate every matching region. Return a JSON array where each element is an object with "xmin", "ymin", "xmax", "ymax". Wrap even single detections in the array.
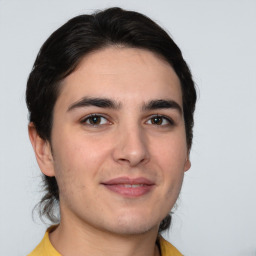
[{"xmin": 26, "ymin": 7, "xmax": 197, "ymax": 256}]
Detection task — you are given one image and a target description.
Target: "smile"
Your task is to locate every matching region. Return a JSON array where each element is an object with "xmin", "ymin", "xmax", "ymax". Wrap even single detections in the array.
[
  {"xmin": 101, "ymin": 177, "xmax": 155, "ymax": 197},
  {"xmin": 121, "ymin": 184, "xmax": 145, "ymax": 188}
]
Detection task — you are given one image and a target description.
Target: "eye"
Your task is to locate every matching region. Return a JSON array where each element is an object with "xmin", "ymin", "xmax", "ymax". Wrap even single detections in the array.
[
  {"xmin": 81, "ymin": 114, "xmax": 109, "ymax": 126},
  {"xmin": 146, "ymin": 115, "xmax": 174, "ymax": 126}
]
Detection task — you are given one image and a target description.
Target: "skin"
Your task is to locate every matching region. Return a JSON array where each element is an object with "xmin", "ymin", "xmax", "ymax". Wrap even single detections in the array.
[{"xmin": 29, "ymin": 46, "xmax": 191, "ymax": 256}]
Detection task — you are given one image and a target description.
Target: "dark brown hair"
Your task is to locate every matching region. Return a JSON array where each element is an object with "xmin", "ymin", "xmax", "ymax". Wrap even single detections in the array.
[{"xmin": 26, "ymin": 7, "xmax": 197, "ymax": 232}]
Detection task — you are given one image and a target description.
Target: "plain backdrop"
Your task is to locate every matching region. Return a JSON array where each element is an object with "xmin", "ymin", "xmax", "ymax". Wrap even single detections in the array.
[{"xmin": 0, "ymin": 0, "xmax": 255, "ymax": 255}]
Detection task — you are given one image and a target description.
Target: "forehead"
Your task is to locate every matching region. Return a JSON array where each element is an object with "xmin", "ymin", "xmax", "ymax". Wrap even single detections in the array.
[{"xmin": 56, "ymin": 46, "xmax": 182, "ymax": 109}]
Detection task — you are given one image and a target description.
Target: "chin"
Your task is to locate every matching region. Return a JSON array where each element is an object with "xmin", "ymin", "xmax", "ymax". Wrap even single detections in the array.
[{"xmin": 106, "ymin": 214, "xmax": 160, "ymax": 235}]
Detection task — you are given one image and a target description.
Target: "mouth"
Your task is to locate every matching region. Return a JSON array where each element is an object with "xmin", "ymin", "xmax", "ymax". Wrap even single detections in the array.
[{"xmin": 101, "ymin": 177, "xmax": 155, "ymax": 197}]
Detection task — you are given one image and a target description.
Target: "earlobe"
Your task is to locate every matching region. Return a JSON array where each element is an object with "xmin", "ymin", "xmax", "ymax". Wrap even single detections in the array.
[
  {"xmin": 184, "ymin": 157, "xmax": 191, "ymax": 172},
  {"xmin": 28, "ymin": 123, "xmax": 55, "ymax": 177}
]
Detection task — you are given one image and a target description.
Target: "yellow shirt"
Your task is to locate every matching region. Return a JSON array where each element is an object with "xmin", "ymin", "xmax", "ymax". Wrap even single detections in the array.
[{"xmin": 28, "ymin": 228, "xmax": 182, "ymax": 256}]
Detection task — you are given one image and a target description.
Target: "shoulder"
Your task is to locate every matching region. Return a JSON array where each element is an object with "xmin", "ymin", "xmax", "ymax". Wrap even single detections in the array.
[
  {"xmin": 158, "ymin": 236, "xmax": 183, "ymax": 256},
  {"xmin": 27, "ymin": 226, "xmax": 60, "ymax": 256}
]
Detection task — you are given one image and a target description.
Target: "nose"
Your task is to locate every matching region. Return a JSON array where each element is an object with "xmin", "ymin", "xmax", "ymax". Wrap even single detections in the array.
[{"xmin": 112, "ymin": 125, "xmax": 149, "ymax": 167}]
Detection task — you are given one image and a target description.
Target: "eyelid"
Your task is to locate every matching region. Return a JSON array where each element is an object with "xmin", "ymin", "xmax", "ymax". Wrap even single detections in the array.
[
  {"xmin": 80, "ymin": 113, "xmax": 112, "ymax": 126},
  {"xmin": 145, "ymin": 114, "xmax": 175, "ymax": 126},
  {"xmin": 79, "ymin": 113, "xmax": 175, "ymax": 127}
]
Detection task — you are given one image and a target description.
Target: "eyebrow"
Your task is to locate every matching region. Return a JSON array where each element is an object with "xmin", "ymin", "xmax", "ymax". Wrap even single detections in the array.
[
  {"xmin": 67, "ymin": 97, "xmax": 121, "ymax": 112},
  {"xmin": 67, "ymin": 97, "xmax": 182, "ymax": 114},
  {"xmin": 142, "ymin": 99, "xmax": 182, "ymax": 114}
]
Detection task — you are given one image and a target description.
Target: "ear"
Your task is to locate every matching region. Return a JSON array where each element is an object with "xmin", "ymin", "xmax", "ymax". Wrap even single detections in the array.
[
  {"xmin": 184, "ymin": 153, "xmax": 191, "ymax": 172},
  {"xmin": 28, "ymin": 123, "xmax": 55, "ymax": 177}
]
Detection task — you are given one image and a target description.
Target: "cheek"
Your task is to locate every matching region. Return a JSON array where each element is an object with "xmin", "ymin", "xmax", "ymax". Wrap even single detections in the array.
[
  {"xmin": 151, "ymin": 133, "xmax": 187, "ymax": 193},
  {"xmin": 152, "ymin": 133, "xmax": 188, "ymax": 169},
  {"xmin": 52, "ymin": 133, "xmax": 112, "ymax": 181}
]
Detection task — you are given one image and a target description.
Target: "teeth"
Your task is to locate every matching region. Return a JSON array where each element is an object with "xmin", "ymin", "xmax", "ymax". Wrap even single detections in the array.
[{"xmin": 123, "ymin": 184, "xmax": 143, "ymax": 188}]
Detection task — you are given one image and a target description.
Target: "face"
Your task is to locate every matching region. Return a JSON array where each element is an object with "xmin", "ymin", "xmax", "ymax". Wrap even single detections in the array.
[{"xmin": 37, "ymin": 47, "xmax": 190, "ymax": 235}]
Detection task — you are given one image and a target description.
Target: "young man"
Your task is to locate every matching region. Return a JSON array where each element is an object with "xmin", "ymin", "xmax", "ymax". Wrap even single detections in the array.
[{"xmin": 27, "ymin": 7, "xmax": 196, "ymax": 256}]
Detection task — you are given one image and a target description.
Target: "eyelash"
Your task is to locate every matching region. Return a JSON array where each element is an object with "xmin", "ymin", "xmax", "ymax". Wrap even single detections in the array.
[
  {"xmin": 146, "ymin": 114, "xmax": 174, "ymax": 126},
  {"xmin": 80, "ymin": 114, "xmax": 174, "ymax": 127},
  {"xmin": 80, "ymin": 114, "xmax": 110, "ymax": 126}
]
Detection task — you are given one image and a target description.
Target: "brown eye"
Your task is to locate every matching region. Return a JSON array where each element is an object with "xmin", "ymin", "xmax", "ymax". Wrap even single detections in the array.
[
  {"xmin": 88, "ymin": 116, "xmax": 101, "ymax": 125},
  {"xmin": 151, "ymin": 116, "xmax": 163, "ymax": 125},
  {"xmin": 82, "ymin": 115, "xmax": 108, "ymax": 126},
  {"xmin": 146, "ymin": 115, "xmax": 173, "ymax": 126}
]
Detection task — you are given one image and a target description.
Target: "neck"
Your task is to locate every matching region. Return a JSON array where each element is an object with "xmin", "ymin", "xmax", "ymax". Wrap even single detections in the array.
[{"xmin": 49, "ymin": 214, "xmax": 160, "ymax": 256}]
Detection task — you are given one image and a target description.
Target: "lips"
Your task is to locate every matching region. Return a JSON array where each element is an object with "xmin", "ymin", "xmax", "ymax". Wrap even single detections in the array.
[{"xmin": 101, "ymin": 177, "xmax": 155, "ymax": 197}]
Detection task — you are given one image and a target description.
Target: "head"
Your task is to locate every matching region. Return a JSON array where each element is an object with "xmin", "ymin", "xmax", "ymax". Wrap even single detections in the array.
[{"xmin": 26, "ymin": 7, "xmax": 196, "ymax": 233}]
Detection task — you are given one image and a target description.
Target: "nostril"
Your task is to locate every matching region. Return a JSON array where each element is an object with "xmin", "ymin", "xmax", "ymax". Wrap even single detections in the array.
[
  {"xmin": 119, "ymin": 158, "xmax": 127, "ymax": 162},
  {"xmin": 117, "ymin": 156, "xmax": 148, "ymax": 167}
]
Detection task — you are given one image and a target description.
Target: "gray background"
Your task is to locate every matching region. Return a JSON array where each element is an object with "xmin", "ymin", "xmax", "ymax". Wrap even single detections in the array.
[{"xmin": 0, "ymin": 0, "xmax": 255, "ymax": 255}]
